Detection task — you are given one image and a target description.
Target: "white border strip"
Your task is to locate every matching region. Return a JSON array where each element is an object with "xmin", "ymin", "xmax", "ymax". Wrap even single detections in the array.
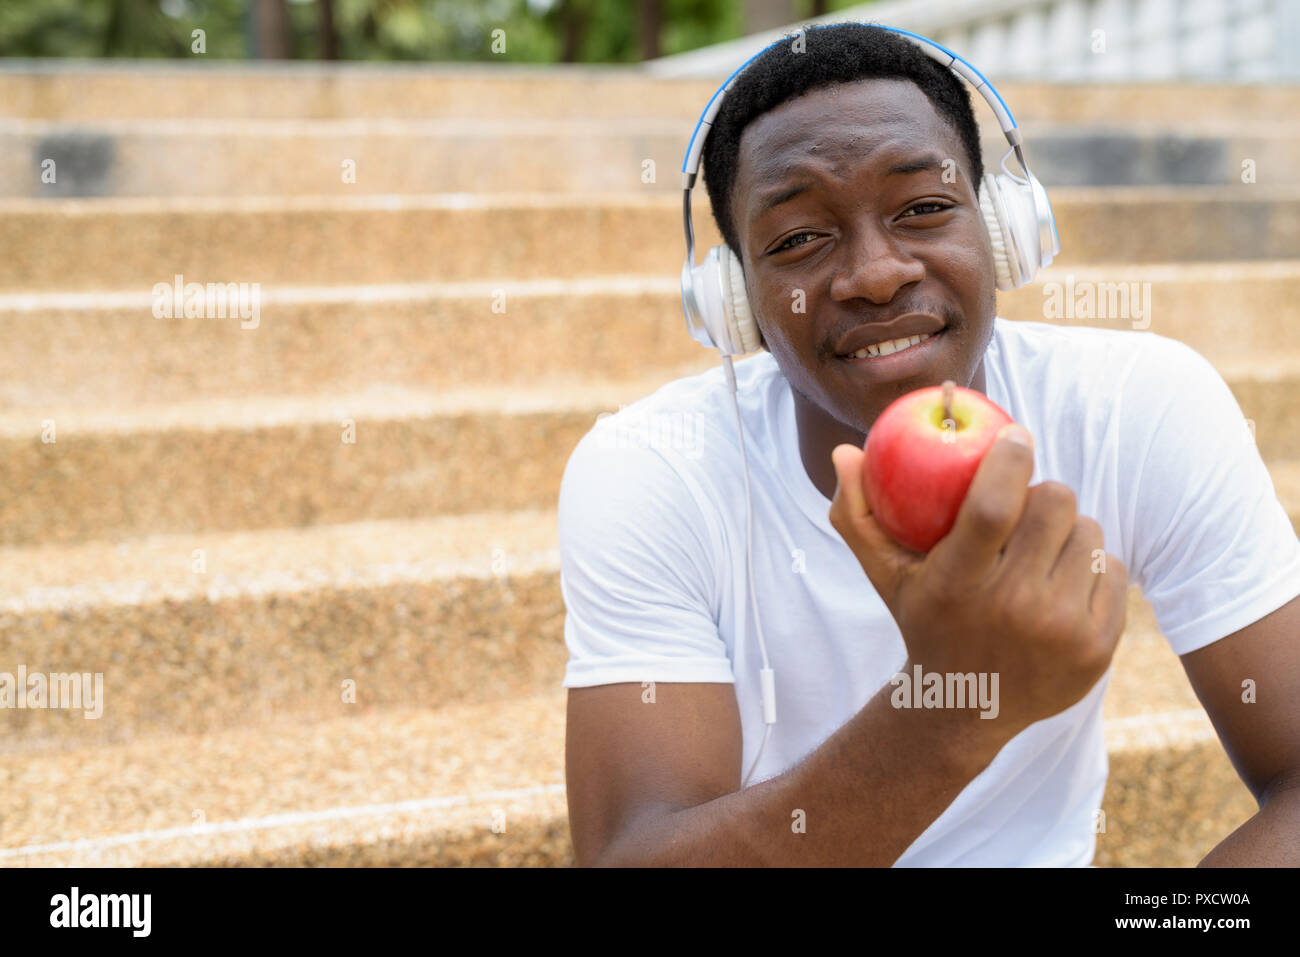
[
  {"xmin": 0, "ymin": 782, "xmax": 566, "ymax": 861},
  {"xmin": 0, "ymin": 275, "xmax": 680, "ymax": 314}
]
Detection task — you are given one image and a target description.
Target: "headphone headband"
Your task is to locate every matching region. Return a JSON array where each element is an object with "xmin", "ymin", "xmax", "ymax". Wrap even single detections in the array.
[{"xmin": 681, "ymin": 23, "xmax": 1022, "ymax": 183}]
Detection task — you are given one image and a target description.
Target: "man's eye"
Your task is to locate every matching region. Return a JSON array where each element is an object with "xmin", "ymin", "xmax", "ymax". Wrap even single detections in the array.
[
  {"xmin": 774, "ymin": 232, "xmax": 819, "ymax": 252},
  {"xmin": 902, "ymin": 201, "xmax": 952, "ymax": 217}
]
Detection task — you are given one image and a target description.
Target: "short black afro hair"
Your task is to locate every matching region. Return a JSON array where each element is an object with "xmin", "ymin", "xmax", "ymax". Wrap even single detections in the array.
[{"xmin": 702, "ymin": 22, "xmax": 986, "ymax": 254}]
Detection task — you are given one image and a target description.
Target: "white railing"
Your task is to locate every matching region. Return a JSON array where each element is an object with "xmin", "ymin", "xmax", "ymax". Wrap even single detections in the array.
[{"xmin": 648, "ymin": 0, "xmax": 1300, "ymax": 81}]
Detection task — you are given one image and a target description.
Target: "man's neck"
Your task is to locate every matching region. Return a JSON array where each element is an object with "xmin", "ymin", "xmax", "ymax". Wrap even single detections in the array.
[{"xmin": 796, "ymin": 359, "xmax": 988, "ymax": 502}]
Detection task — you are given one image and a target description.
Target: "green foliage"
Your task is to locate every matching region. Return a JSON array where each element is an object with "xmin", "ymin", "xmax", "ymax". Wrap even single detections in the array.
[
  {"xmin": 0, "ymin": 0, "xmax": 251, "ymax": 58},
  {"xmin": 661, "ymin": 0, "xmax": 743, "ymax": 61},
  {"xmin": 0, "ymin": 0, "xmax": 875, "ymax": 62}
]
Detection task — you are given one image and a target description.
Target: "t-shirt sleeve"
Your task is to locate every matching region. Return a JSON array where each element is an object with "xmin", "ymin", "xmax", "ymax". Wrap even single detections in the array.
[
  {"xmin": 1122, "ymin": 334, "xmax": 1300, "ymax": 655},
  {"xmin": 558, "ymin": 423, "xmax": 736, "ymax": 688}
]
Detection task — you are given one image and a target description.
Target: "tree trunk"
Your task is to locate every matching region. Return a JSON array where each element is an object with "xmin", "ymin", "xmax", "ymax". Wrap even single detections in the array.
[
  {"xmin": 638, "ymin": 0, "xmax": 661, "ymax": 61},
  {"xmin": 318, "ymin": 0, "xmax": 339, "ymax": 60},
  {"xmin": 560, "ymin": 0, "xmax": 587, "ymax": 63},
  {"xmin": 253, "ymin": 0, "xmax": 292, "ymax": 59}
]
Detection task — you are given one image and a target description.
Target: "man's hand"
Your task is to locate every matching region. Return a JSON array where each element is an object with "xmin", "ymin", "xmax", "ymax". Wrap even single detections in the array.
[{"xmin": 828, "ymin": 424, "xmax": 1129, "ymax": 737}]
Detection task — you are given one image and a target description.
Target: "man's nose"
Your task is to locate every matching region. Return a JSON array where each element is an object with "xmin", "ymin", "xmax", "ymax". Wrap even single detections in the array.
[{"xmin": 828, "ymin": 224, "xmax": 925, "ymax": 304}]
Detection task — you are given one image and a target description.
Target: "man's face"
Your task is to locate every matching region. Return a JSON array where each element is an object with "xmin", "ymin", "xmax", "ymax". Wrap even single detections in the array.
[{"xmin": 730, "ymin": 77, "xmax": 997, "ymax": 436}]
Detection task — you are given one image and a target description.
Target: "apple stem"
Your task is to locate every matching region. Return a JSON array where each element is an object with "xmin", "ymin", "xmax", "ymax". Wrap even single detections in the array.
[{"xmin": 942, "ymin": 379, "xmax": 955, "ymax": 426}]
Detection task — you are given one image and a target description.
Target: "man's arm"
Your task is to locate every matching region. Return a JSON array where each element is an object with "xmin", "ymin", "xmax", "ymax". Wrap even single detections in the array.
[
  {"xmin": 566, "ymin": 678, "xmax": 1013, "ymax": 867},
  {"xmin": 1182, "ymin": 594, "xmax": 1300, "ymax": 866}
]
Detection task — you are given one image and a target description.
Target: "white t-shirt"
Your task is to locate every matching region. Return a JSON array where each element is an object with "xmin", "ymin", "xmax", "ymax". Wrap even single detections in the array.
[{"xmin": 558, "ymin": 317, "xmax": 1300, "ymax": 866}]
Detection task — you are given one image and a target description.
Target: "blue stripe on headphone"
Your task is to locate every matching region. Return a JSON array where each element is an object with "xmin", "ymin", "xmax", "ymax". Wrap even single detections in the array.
[
  {"xmin": 680, "ymin": 44, "xmax": 772, "ymax": 174},
  {"xmin": 680, "ymin": 23, "xmax": 1019, "ymax": 174},
  {"xmin": 884, "ymin": 26, "xmax": 1018, "ymax": 128}
]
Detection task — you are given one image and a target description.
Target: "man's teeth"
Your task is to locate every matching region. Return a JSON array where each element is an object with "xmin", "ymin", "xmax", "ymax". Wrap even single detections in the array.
[{"xmin": 848, "ymin": 332, "xmax": 935, "ymax": 359}]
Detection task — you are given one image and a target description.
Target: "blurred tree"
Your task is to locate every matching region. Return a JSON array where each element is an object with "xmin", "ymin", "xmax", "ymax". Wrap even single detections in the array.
[
  {"xmin": 251, "ymin": 0, "xmax": 292, "ymax": 57},
  {"xmin": 0, "ymin": 0, "xmax": 874, "ymax": 61},
  {"xmin": 318, "ymin": 0, "xmax": 338, "ymax": 58},
  {"xmin": 102, "ymin": 0, "xmax": 177, "ymax": 56},
  {"xmin": 0, "ymin": 0, "xmax": 250, "ymax": 58},
  {"xmin": 638, "ymin": 0, "xmax": 660, "ymax": 60},
  {"xmin": 555, "ymin": 0, "xmax": 587, "ymax": 63}
]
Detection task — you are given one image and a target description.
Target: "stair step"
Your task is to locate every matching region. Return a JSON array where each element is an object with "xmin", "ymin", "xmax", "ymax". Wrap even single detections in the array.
[
  {"xmin": 4, "ymin": 117, "xmax": 1295, "ymax": 197},
  {"xmin": 1097, "ymin": 605, "xmax": 1256, "ymax": 866},
  {"xmin": 1, "ymin": 265, "xmax": 1297, "ymax": 411},
  {"xmin": 4, "ymin": 189, "xmax": 1300, "ymax": 292},
  {"xmin": 2, "ymin": 363, "xmax": 1296, "ymax": 547},
  {"xmin": 0, "ymin": 690, "xmax": 570, "ymax": 867},
  {"xmin": 0, "ymin": 117, "xmax": 692, "ymax": 198},
  {"xmin": 3, "ymin": 66, "xmax": 1299, "ymax": 124},
  {"xmin": 0, "ymin": 384, "xmax": 622, "ymax": 546},
  {"xmin": 0, "ymin": 510, "xmax": 564, "ymax": 749}
]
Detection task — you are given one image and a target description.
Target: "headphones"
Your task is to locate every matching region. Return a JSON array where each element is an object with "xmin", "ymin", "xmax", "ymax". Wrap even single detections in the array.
[
  {"xmin": 680, "ymin": 24, "xmax": 1061, "ymax": 359},
  {"xmin": 677, "ymin": 25, "xmax": 1061, "ymax": 789}
]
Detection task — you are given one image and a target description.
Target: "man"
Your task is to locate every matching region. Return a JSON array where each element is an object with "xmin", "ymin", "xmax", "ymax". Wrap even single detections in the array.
[{"xmin": 558, "ymin": 24, "xmax": 1300, "ymax": 866}]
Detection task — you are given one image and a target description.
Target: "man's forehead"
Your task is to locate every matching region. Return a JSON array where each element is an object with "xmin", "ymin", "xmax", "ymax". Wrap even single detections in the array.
[{"xmin": 737, "ymin": 79, "xmax": 955, "ymax": 180}]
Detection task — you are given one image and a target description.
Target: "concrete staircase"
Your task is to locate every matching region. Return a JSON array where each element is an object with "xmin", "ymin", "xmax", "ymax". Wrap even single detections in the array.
[{"xmin": 2, "ymin": 64, "xmax": 1297, "ymax": 868}]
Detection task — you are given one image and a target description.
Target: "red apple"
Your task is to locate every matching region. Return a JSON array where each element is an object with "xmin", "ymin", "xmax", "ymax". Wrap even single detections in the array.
[{"xmin": 862, "ymin": 380, "xmax": 1016, "ymax": 553}]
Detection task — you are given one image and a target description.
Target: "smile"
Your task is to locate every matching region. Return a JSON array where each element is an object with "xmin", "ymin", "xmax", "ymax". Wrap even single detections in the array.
[
  {"xmin": 844, "ymin": 331, "xmax": 936, "ymax": 359},
  {"xmin": 837, "ymin": 327, "xmax": 946, "ymax": 381}
]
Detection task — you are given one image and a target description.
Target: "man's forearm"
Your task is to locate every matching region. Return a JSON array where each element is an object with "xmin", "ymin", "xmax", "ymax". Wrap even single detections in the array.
[
  {"xmin": 1198, "ymin": 782, "xmax": 1300, "ymax": 867},
  {"xmin": 596, "ymin": 676, "xmax": 1016, "ymax": 867}
]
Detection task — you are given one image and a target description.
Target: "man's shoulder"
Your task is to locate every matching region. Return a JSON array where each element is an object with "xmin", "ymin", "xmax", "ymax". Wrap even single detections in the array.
[
  {"xmin": 571, "ymin": 351, "xmax": 782, "ymax": 465},
  {"xmin": 608, "ymin": 350, "xmax": 782, "ymax": 415},
  {"xmin": 560, "ymin": 351, "xmax": 782, "ymax": 517},
  {"xmin": 995, "ymin": 315, "xmax": 1160, "ymax": 353},
  {"xmin": 996, "ymin": 315, "xmax": 1206, "ymax": 354},
  {"xmin": 993, "ymin": 317, "xmax": 1205, "ymax": 388}
]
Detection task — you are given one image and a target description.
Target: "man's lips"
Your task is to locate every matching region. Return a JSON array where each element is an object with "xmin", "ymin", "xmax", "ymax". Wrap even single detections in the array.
[{"xmin": 834, "ymin": 313, "xmax": 947, "ymax": 356}]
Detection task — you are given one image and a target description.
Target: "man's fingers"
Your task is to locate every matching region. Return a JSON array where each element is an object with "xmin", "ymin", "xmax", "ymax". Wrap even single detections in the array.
[
  {"xmin": 1000, "ymin": 481, "xmax": 1079, "ymax": 582},
  {"xmin": 930, "ymin": 424, "xmax": 1036, "ymax": 586},
  {"xmin": 1047, "ymin": 514, "xmax": 1103, "ymax": 603},
  {"xmin": 1090, "ymin": 553, "xmax": 1130, "ymax": 647}
]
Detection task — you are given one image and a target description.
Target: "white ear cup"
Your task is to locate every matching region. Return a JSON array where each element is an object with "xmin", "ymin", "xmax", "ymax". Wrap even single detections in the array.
[
  {"xmin": 684, "ymin": 245, "xmax": 764, "ymax": 356},
  {"xmin": 979, "ymin": 173, "xmax": 1020, "ymax": 290},
  {"xmin": 717, "ymin": 245, "xmax": 764, "ymax": 354},
  {"xmin": 980, "ymin": 170, "xmax": 1058, "ymax": 290},
  {"xmin": 687, "ymin": 246, "xmax": 731, "ymax": 352},
  {"xmin": 1000, "ymin": 172, "xmax": 1050, "ymax": 284}
]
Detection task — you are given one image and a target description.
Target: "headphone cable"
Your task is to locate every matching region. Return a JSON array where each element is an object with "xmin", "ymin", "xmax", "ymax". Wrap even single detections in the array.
[{"xmin": 721, "ymin": 355, "xmax": 777, "ymax": 789}]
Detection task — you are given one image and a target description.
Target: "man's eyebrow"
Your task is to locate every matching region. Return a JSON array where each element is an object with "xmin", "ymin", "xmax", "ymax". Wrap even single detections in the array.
[
  {"xmin": 758, "ymin": 181, "xmax": 813, "ymax": 214},
  {"xmin": 886, "ymin": 157, "xmax": 943, "ymax": 176},
  {"xmin": 756, "ymin": 155, "xmax": 948, "ymax": 214}
]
